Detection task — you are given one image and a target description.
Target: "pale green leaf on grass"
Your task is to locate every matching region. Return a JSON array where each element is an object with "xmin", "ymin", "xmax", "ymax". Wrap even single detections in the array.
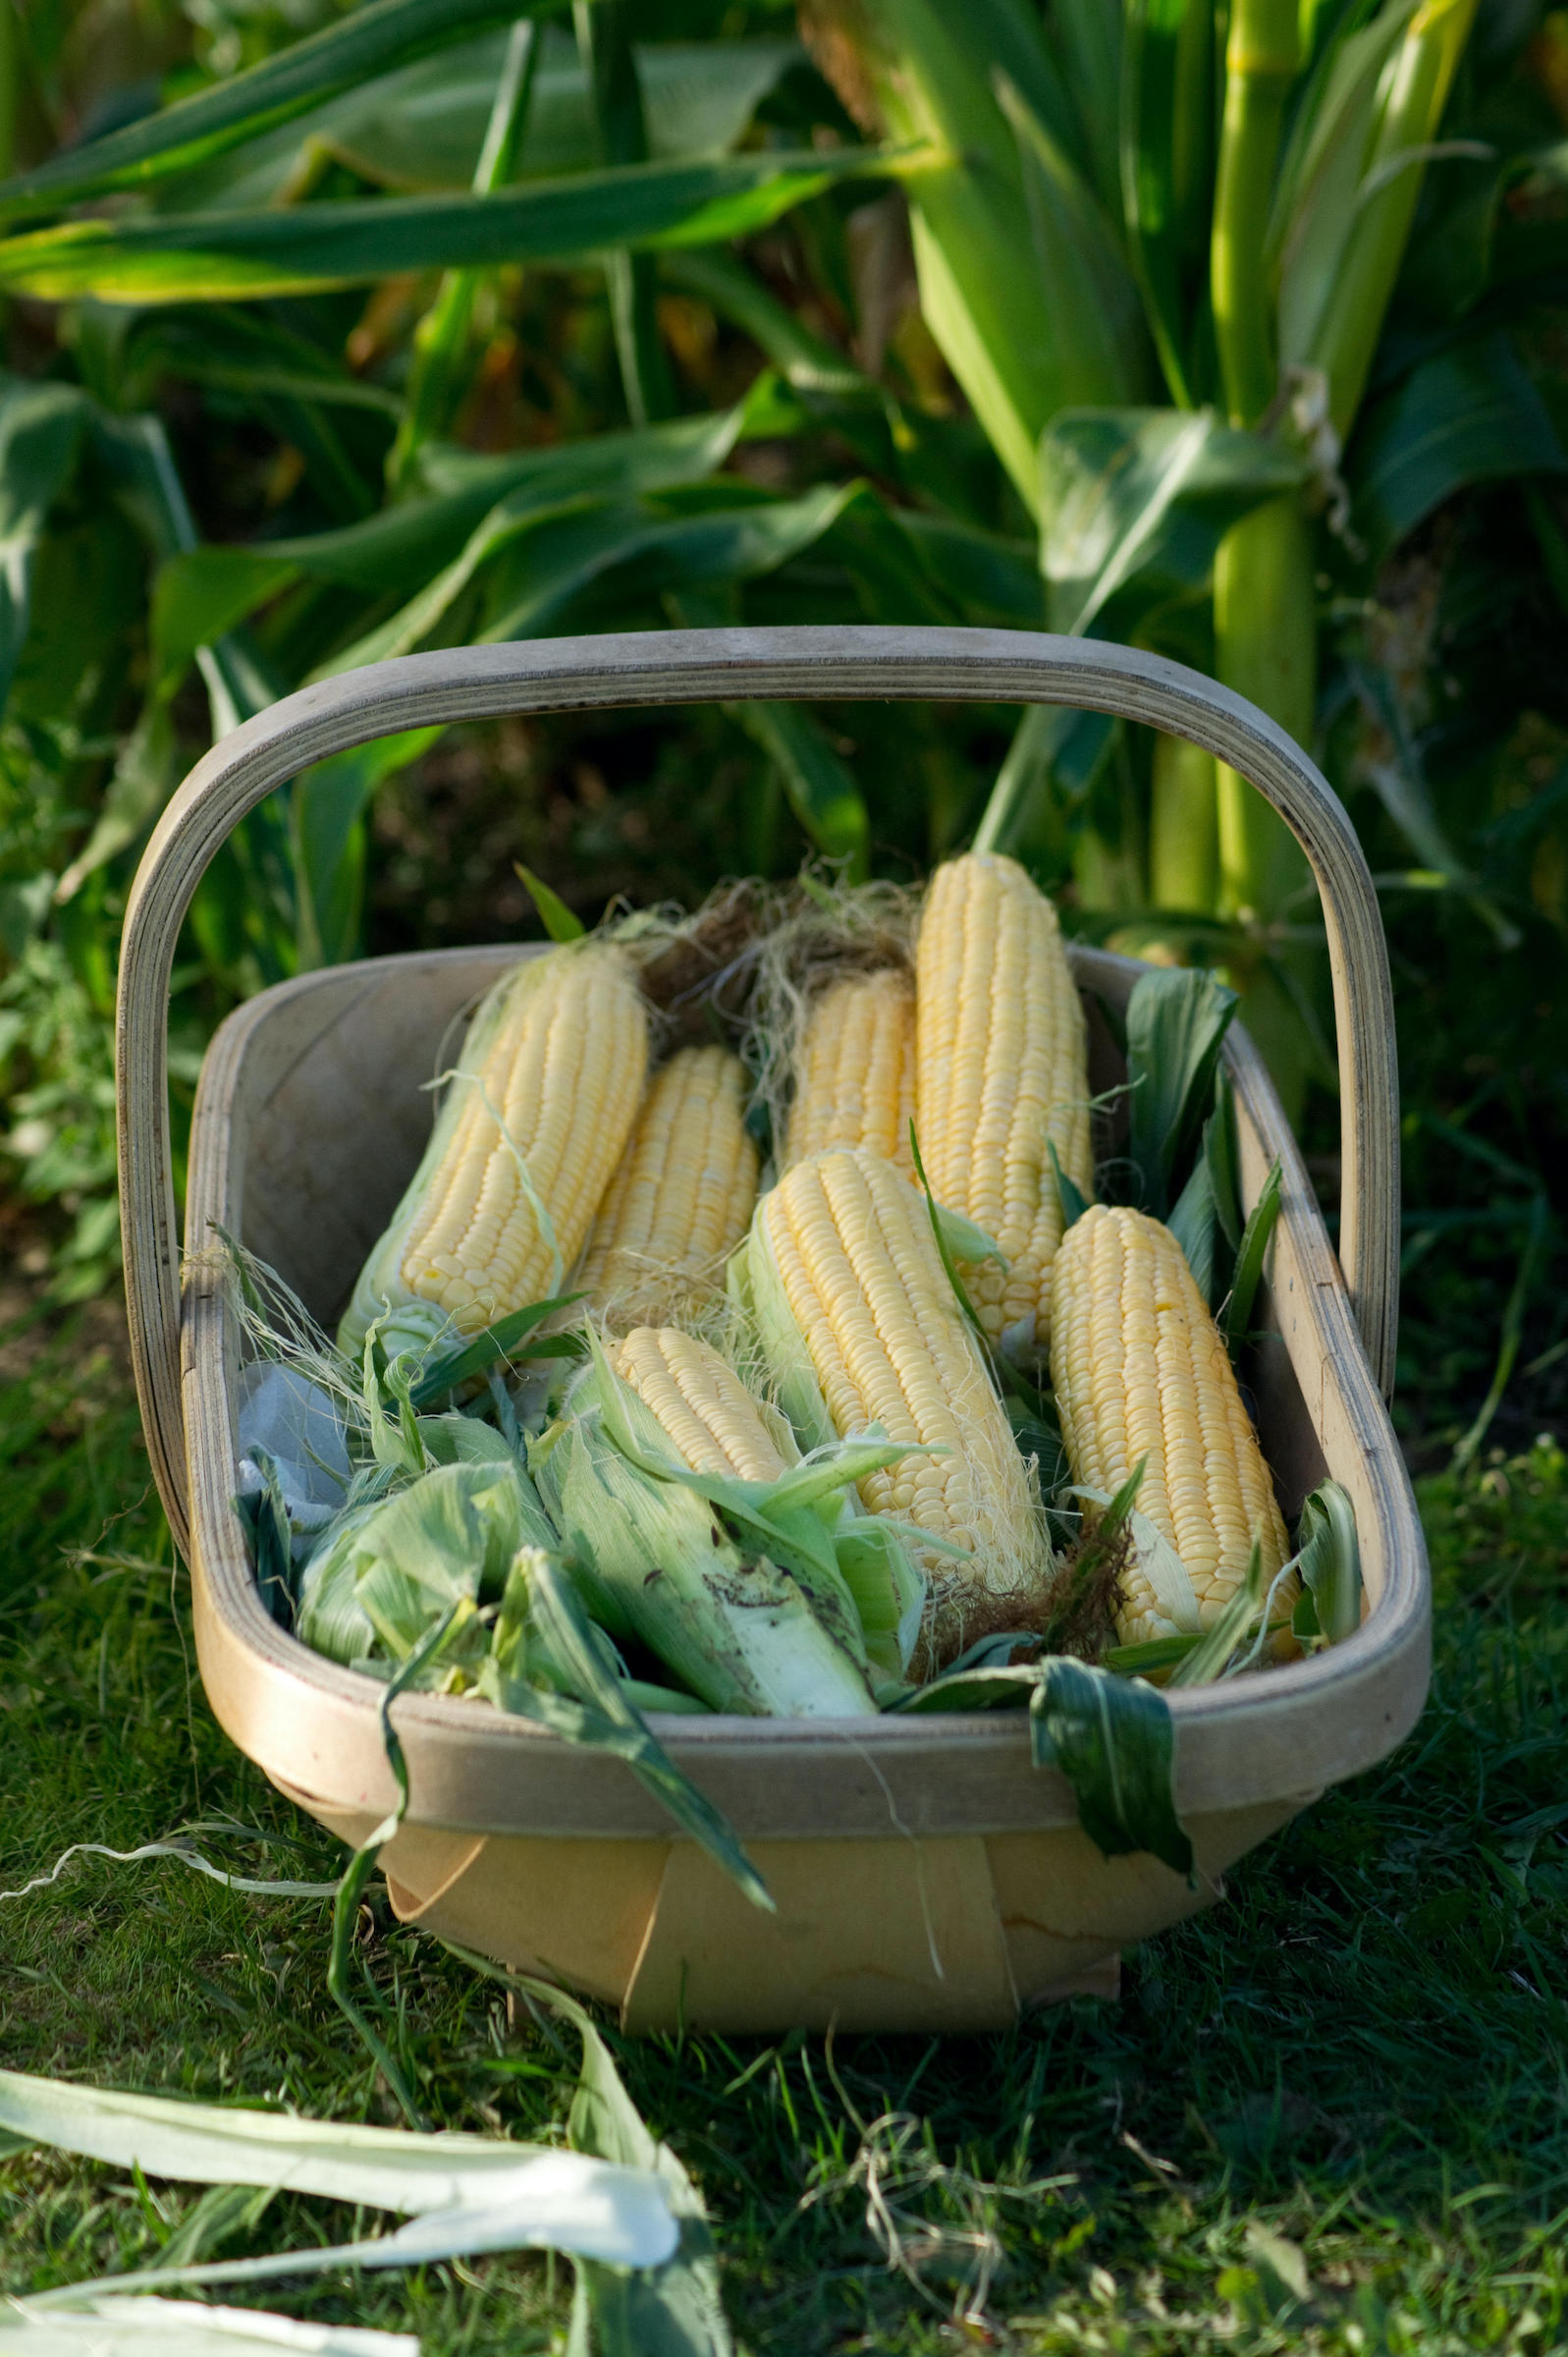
[
  {"xmin": 0, "ymin": 2295, "xmax": 419, "ymax": 2357},
  {"xmin": 0, "ymin": 2068, "xmax": 678, "ymax": 2290}
]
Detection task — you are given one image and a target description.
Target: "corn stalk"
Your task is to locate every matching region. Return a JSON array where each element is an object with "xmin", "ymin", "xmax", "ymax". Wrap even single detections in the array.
[{"xmin": 805, "ymin": 0, "xmax": 1484, "ymax": 1104}]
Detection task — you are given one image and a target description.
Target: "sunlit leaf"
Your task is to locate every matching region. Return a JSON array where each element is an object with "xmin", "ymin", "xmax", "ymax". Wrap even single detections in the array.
[{"xmin": 0, "ymin": 147, "xmax": 903, "ymax": 305}]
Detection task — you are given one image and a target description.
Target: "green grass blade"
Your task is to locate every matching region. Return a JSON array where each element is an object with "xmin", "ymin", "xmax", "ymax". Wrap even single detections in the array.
[
  {"xmin": 0, "ymin": 146, "xmax": 903, "ymax": 304},
  {"xmin": 1450, "ymin": 1192, "xmax": 1552, "ymax": 1473}
]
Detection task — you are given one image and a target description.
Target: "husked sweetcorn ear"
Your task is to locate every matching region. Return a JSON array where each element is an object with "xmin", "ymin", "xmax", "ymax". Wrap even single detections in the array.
[
  {"xmin": 784, "ymin": 966, "xmax": 915, "ymax": 1178},
  {"xmin": 611, "ymin": 1325, "xmax": 791, "ymax": 1485},
  {"xmin": 340, "ymin": 945, "xmax": 647, "ymax": 1356},
  {"xmin": 914, "ymin": 851, "xmax": 1093, "ymax": 1357},
  {"xmin": 1050, "ymin": 1204, "xmax": 1294, "ymax": 1647},
  {"xmin": 740, "ymin": 1146, "xmax": 1054, "ymax": 1669},
  {"xmin": 577, "ymin": 1046, "xmax": 759, "ymax": 1330}
]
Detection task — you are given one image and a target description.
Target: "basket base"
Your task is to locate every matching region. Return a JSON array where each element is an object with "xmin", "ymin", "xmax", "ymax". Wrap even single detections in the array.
[{"xmin": 281, "ymin": 1781, "xmax": 1305, "ymax": 2034}]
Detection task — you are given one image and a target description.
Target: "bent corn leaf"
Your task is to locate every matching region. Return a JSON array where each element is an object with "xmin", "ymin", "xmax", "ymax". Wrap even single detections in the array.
[
  {"xmin": 1030, "ymin": 1656, "xmax": 1193, "ymax": 1879},
  {"xmin": 0, "ymin": 148, "xmax": 904, "ymax": 305}
]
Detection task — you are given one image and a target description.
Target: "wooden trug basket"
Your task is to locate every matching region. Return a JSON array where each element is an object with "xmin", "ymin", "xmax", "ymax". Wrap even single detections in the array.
[{"xmin": 118, "ymin": 627, "xmax": 1428, "ymax": 2034}]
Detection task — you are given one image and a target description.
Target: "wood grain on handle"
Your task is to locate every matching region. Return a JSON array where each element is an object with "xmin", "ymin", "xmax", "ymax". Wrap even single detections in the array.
[{"xmin": 117, "ymin": 627, "xmax": 1399, "ymax": 1552}]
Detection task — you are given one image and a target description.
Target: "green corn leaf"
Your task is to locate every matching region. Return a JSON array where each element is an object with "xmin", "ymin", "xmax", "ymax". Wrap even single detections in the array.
[
  {"xmin": 407, "ymin": 1295, "xmax": 586, "ymax": 1406},
  {"xmin": 888, "ymin": 1663, "xmax": 1042, "ymax": 1713},
  {"xmin": 729, "ymin": 701, "xmax": 870, "ymax": 878},
  {"xmin": 0, "ymin": 2064, "xmax": 676, "ymax": 2285},
  {"xmin": 663, "ymin": 246, "xmax": 867, "ymax": 394},
  {"xmin": 1166, "ymin": 1540, "xmax": 1269, "ymax": 1686},
  {"xmin": 1300, "ymin": 0, "xmax": 1485, "ymax": 434},
  {"xmin": 1030, "ymin": 1657, "xmax": 1192, "ymax": 1879},
  {"xmin": 0, "ymin": 146, "xmax": 904, "ymax": 305},
  {"xmin": 1039, "ymin": 408, "xmax": 1307, "ymax": 643},
  {"xmin": 1123, "ymin": 964, "xmax": 1239, "ymax": 1220},
  {"xmin": 1348, "ymin": 332, "xmax": 1568, "ymax": 564},
  {"xmin": 1121, "ymin": 0, "xmax": 1213, "ymax": 405},
  {"xmin": 1052, "ymin": 0, "xmax": 1124, "ymax": 217},
  {"xmin": 320, "ymin": 478, "xmax": 860, "ymax": 677},
  {"xmin": 994, "ymin": 72, "xmax": 1146, "ymax": 416},
  {"xmin": 0, "ymin": 0, "xmax": 548, "ymax": 221},
  {"xmin": 563, "ymin": 1964, "xmax": 735, "ymax": 2357},
  {"xmin": 971, "ymin": 702, "xmax": 1118, "ymax": 863},
  {"xmin": 293, "ymin": 730, "xmax": 444, "ymax": 970},
  {"xmin": 0, "ymin": 378, "xmax": 90, "ymax": 713},
  {"xmin": 481, "ymin": 1549, "xmax": 773, "ymax": 1917},
  {"xmin": 1221, "ymin": 1157, "xmax": 1283, "ymax": 1356},
  {"xmin": 0, "ymin": 2298, "xmax": 412, "ymax": 2357},
  {"xmin": 514, "ymin": 864, "xmax": 588, "ymax": 944},
  {"xmin": 388, "ymin": 18, "xmax": 543, "ymax": 488},
  {"xmin": 1101, "ymin": 1630, "xmax": 1203, "ymax": 1675},
  {"xmin": 1047, "ymin": 1138, "xmax": 1090, "ymax": 1235},
  {"xmin": 1271, "ymin": 0, "xmax": 1421, "ymax": 373},
  {"xmin": 161, "ymin": 28, "xmax": 802, "ymax": 214},
  {"xmin": 1294, "ymin": 1478, "xmax": 1362, "ymax": 1645},
  {"xmin": 151, "ymin": 403, "xmax": 752, "ymax": 693}
]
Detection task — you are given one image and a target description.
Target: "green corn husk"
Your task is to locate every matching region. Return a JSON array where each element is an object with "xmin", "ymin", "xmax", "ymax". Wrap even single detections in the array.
[
  {"xmin": 530, "ymin": 1356, "xmax": 882, "ymax": 1719},
  {"xmin": 296, "ymin": 1456, "xmax": 551, "ymax": 1671}
]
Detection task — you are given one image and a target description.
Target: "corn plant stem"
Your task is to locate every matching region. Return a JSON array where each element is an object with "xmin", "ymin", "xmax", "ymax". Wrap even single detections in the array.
[
  {"xmin": 1211, "ymin": 0, "xmax": 1298, "ymax": 429},
  {"xmin": 1215, "ymin": 492, "xmax": 1315, "ymax": 918},
  {"xmin": 1148, "ymin": 732, "xmax": 1218, "ymax": 913},
  {"xmin": 1309, "ymin": 0, "xmax": 1483, "ymax": 437},
  {"xmin": 388, "ymin": 18, "xmax": 540, "ymax": 487}
]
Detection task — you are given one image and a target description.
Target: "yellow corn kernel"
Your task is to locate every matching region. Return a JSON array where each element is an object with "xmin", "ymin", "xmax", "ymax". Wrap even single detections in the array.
[
  {"xmin": 1049, "ymin": 1203, "xmax": 1293, "ymax": 1648},
  {"xmin": 577, "ymin": 1046, "xmax": 759, "ymax": 1330},
  {"xmin": 785, "ymin": 966, "xmax": 915, "ymax": 1178},
  {"xmin": 341, "ymin": 945, "xmax": 648, "ymax": 1352},
  {"xmin": 611, "ymin": 1326, "xmax": 791, "ymax": 1485},
  {"xmin": 749, "ymin": 1147, "xmax": 1052, "ymax": 1667},
  {"xmin": 914, "ymin": 851, "xmax": 1093, "ymax": 1355}
]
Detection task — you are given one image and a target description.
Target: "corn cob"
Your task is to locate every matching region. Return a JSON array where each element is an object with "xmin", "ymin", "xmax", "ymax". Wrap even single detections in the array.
[
  {"xmin": 784, "ymin": 966, "xmax": 916, "ymax": 1178},
  {"xmin": 340, "ymin": 946, "xmax": 647, "ymax": 1357},
  {"xmin": 538, "ymin": 1344, "xmax": 878, "ymax": 1718},
  {"xmin": 914, "ymin": 851, "xmax": 1093, "ymax": 1357},
  {"xmin": 576, "ymin": 1046, "xmax": 759, "ymax": 1331},
  {"xmin": 738, "ymin": 1146, "xmax": 1053, "ymax": 1669},
  {"xmin": 611, "ymin": 1326, "xmax": 792, "ymax": 1485},
  {"xmin": 1049, "ymin": 1204, "xmax": 1294, "ymax": 1647}
]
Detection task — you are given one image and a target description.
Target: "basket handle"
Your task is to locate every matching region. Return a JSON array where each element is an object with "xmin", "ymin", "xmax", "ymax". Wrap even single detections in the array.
[{"xmin": 118, "ymin": 626, "xmax": 1398, "ymax": 1552}]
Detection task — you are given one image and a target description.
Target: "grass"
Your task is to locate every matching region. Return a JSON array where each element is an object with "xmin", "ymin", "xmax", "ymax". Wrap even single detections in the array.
[{"xmin": 2, "ymin": 1312, "xmax": 1567, "ymax": 2355}]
